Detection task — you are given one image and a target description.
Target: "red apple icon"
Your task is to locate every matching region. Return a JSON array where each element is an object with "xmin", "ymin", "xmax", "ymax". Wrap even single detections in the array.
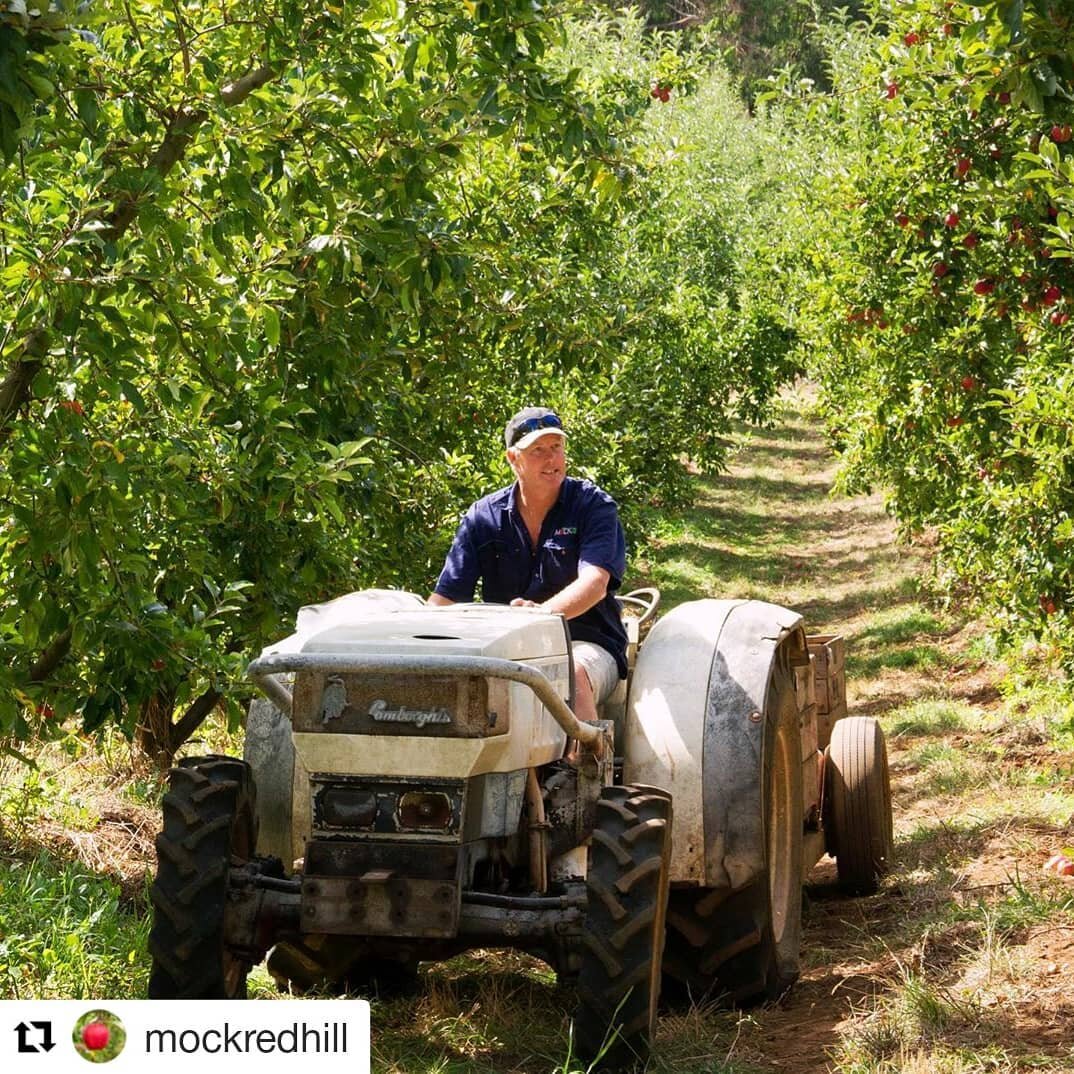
[{"xmin": 82, "ymin": 1022, "xmax": 110, "ymax": 1051}]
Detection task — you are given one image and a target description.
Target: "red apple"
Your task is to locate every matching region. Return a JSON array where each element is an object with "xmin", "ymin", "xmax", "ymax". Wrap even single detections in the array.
[
  {"xmin": 942, "ymin": 22, "xmax": 954, "ymax": 35},
  {"xmin": 1043, "ymin": 284, "xmax": 1062, "ymax": 306},
  {"xmin": 945, "ymin": 416, "xmax": 964, "ymax": 428},
  {"xmin": 933, "ymin": 261, "xmax": 950, "ymax": 277},
  {"xmin": 59, "ymin": 400, "xmax": 84, "ymax": 416},
  {"xmin": 36, "ymin": 703, "xmax": 55, "ymax": 719},
  {"xmin": 895, "ymin": 211, "xmax": 910, "ymax": 227},
  {"xmin": 944, "ymin": 211, "xmax": 960, "ymax": 228},
  {"xmin": 1047, "ymin": 205, "xmax": 1059, "ymax": 218},
  {"xmin": 1050, "ymin": 124, "xmax": 1072, "ymax": 144},
  {"xmin": 152, "ymin": 658, "xmax": 166, "ymax": 671},
  {"xmin": 998, "ymin": 91, "xmax": 1011, "ymax": 104},
  {"xmin": 82, "ymin": 1022, "xmax": 110, "ymax": 1051},
  {"xmin": 973, "ymin": 278, "xmax": 995, "ymax": 295},
  {"xmin": 886, "ymin": 82, "xmax": 898, "ymax": 99},
  {"xmin": 904, "ymin": 31, "xmax": 920, "ymax": 45},
  {"xmin": 650, "ymin": 85, "xmax": 660, "ymax": 99},
  {"xmin": 658, "ymin": 87, "xmax": 670, "ymax": 102},
  {"xmin": 1051, "ymin": 311, "xmax": 1070, "ymax": 325},
  {"xmin": 1060, "ymin": 860, "xmax": 1074, "ymax": 877},
  {"xmin": 960, "ymin": 375, "xmax": 977, "ymax": 391},
  {"xmin": 954, "ymin": 157, "xmax": 972, "ymax": 178},
  {"xmin": 963, "ymin": 232, "xmax": 979, "ymax": 249}
]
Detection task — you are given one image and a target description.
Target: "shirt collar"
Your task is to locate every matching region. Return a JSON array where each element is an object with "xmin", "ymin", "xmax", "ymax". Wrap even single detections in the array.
[{"xmin": 504, "ymin": 478, "xmax": 568, "ymax": 519}]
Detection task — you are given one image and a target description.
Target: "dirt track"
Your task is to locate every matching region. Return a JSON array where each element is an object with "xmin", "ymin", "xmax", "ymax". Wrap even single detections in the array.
[{"xmin": 641, "ymin": 392, "xmax": 1074, "ymax": 1074}]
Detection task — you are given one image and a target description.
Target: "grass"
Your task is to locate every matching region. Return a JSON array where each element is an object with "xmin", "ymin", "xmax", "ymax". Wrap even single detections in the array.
[
  {"xmin": 0, "ymin": 853, "xmax": 150, "ymax": 999},
  {"xmin": 5, "ymin": 385, "xmax": 1074, "ymax": 1072}
]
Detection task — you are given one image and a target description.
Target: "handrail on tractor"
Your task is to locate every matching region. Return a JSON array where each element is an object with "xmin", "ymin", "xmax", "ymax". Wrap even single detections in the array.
[{"xmin": 246, "ymin": 652, "xmax": 604, "ymax": 750}]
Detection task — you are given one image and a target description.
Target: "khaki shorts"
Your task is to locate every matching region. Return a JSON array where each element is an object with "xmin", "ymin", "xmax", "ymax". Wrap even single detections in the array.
[{"xmin": 572, "ymin": 641, "xmax": 620, "ymax": 705}]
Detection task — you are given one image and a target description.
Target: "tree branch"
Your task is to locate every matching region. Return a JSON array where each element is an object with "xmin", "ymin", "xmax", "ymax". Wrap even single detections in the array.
[
  {"xmin": 221, "ymin": 64, "xmax": 276, "ymax": 105},
  {"xmin": 101, "ymin": 106, "xmax": 207, "ymax": 242},
  {"xmin": 0, "ymin": 327, "xmax": 48, "ymax": 432},
  {"xmin": 28, "ymin": 627, "xmax": 73, "ymax": 683},
  {"xmin": 1, "ymin": 57, "xmax": 281, "ymax": 430},
  {"xmin": 168, "ymin": 687, "xmax": 223, "ymax": 751}
]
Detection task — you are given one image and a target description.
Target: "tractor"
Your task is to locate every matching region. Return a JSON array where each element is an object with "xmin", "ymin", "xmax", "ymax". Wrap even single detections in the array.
[{"xmin": 147, "ymin": 588, "xmax": 893, "ymax": 1070}]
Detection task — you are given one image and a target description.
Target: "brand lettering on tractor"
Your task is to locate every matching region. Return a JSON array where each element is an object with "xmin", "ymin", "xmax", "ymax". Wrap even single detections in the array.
[{"xmin": 368, "ymin": 699, "xmax": 452, "ymax": 727}]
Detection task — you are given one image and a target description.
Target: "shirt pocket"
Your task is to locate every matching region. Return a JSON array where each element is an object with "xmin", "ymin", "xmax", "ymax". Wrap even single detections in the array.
[{"xmin": 539, "ymin": 539, "xmax": 578, "ymax": 591}]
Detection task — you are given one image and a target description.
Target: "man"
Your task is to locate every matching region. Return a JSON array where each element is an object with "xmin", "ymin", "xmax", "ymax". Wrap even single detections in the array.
[{"xmin": 428, "ymin": 407, "xmax": 628, "ymax": 724}]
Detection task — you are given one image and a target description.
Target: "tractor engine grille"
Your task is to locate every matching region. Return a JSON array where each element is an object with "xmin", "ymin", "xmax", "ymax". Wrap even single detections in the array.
[{"xmin": 293, "ymin": 672, "xmax": 508, "ymax": 737}]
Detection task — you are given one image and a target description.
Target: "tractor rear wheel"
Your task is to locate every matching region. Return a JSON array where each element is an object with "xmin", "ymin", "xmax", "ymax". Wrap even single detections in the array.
[
  {"xmin": 574, "ymin": 784, "xmax": 672, "ymax": 1073},
  {"xmin": 662, "ymin": 656, "xmax": 803, "ymax": 1007},
  {"xmin": 148, "ymin": 756, "xmax": 257, "ymax": 998},
  {"xmin": 827, "ymin": 716, "xmax": 894, "ymax": 894}
]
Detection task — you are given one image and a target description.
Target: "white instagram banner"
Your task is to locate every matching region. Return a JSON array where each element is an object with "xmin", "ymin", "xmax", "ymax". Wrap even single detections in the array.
[{"xmin": 0, "ymin": 999, "xmax": 369, "ymax": 1073}]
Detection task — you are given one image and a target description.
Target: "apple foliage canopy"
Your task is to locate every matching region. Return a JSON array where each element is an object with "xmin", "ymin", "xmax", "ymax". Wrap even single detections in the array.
[{"xmin": 783, "ymin": 0, "xmax": 1074, "ymax": 663}]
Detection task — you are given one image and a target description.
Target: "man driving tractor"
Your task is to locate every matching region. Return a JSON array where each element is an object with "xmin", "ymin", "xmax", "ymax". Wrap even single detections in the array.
[{"xmin": 428, "ymin": 406, "xmax": 627, "ymax": 723}]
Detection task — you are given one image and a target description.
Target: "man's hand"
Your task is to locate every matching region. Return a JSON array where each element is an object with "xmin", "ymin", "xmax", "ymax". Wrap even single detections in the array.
[{"xmin": 510, "ymin": 598, "xmax": 539, "ymax": 608}]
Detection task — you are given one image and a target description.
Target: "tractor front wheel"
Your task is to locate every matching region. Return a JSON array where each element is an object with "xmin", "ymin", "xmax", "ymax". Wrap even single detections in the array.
[
  {"xmin": 662, "ymin": 653, "xmax": 804, "ymax": 1006},
  {"xmin": 148, "ymin": 756, "xmax": 257, "ymax": 998},
  {"xmin": 574, "ymin": 784, "xmax": 672, "ymax": 1073}
]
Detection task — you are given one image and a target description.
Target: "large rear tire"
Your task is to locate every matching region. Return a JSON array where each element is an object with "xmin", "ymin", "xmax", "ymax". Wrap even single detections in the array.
[
  {"xmin": 827, "ymin": 716, "xmax": 894, "ymax": 894},
  {"xmin": 662, "ymin": 655, "xmax": 803, "ymax": 1007},
  {"xmin": 148, "ymin": 756, "xmax": 257, "ymax": 998},
  {"xmin": 574, "ymin": 785, "xmax": 672, "ymax": 1073}
]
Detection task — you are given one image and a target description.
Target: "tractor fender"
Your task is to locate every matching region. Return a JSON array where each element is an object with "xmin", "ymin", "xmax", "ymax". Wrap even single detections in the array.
[
  {"xmin": 243, "ymin": 697, "xmax": 305, "ymax": 864},
  {"xmin": 623, "ymin": 599, "xmax": 804, "ymax": 889}
]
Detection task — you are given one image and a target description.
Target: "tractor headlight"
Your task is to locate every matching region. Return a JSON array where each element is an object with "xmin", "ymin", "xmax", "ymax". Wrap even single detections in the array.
[{"xmin": 319, "ymin": 787, "xmax": 378, "ymax": 829}]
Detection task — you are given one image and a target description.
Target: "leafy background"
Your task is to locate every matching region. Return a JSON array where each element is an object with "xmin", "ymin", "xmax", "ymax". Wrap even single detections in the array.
[{"xmin": 1, "ymin": 0, "xmax": 1072, "ymax": 759}]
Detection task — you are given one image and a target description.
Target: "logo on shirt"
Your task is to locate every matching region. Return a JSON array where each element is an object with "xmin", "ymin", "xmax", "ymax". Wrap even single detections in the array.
[{"xmin": 552, "ymin": 526, "xmax": 577, "ymax": 537}]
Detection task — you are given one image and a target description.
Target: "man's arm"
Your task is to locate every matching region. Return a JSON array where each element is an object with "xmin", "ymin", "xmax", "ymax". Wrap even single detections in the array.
[
  {"xmin": 511, "ymin": 563, "xmax": 609, "ymax": 619},
  {"xmin": 429, "ymin": 507, "xmax": 480, "ymax": 606}
]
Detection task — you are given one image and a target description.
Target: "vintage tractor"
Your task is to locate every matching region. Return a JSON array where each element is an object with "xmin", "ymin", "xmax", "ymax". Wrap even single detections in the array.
[{"xmin": 147, "ymin": 589, "xmax": 893, "ymax": 1070}]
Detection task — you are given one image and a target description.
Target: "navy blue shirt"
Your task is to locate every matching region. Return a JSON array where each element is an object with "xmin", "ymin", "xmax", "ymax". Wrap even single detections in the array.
[{"xmin": 434, "ymin": 477, "xmax": 629, "ymax": 678}]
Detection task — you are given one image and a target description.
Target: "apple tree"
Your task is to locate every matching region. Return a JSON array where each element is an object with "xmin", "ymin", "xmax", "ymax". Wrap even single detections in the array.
[
  {"xmin": 784, "ymin": 0, "xmax": 1074, "ymax": 660},
  {"xmin": 1, "ymin": 4, "xmax": 801, "ymax": 759}
]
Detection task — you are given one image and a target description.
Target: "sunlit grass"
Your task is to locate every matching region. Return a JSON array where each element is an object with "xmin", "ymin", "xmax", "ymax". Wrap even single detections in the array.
[
  {"xmin": 0, "ymin": 854, "xmax": 150, "ymax": 1000},
  {"xmin": 886, "ymin": 699, "xmax": 975, "ymax": 738}
]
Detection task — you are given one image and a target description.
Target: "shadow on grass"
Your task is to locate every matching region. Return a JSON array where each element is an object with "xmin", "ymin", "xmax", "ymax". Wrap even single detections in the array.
[
  {"xmin": 734, "ymin": 441, "xmax": 836, "ymax": 463},
  {"xmin": 374, "ymin": 953, "xmax": 570, "ymax": 1074},
  {"xmin": 709, "ymin": 472, "xmax": 836, "ymax": 503}
]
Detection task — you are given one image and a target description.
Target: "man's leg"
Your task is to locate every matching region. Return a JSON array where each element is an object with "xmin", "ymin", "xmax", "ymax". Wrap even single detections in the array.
[
  {"xmin": 573, "ymin": 663, "xmax": 599, "ymax": 724},
  {"xmin": 571, "ymin": 641, "xmax": 619, "ymax": 722}
]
